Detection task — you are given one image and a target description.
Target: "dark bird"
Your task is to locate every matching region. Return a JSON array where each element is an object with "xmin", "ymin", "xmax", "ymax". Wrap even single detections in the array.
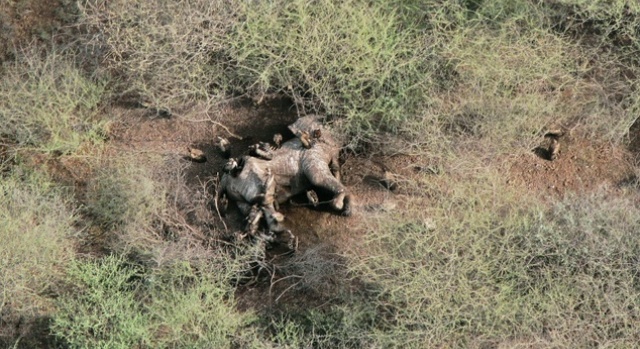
[
  {"xmin": 259, "ymin": 141, "xmax": 272, "ymax": 151},
  {"xmin": 548, "ymin": 138, "xmax": 560, "ymax": 161},
  {"xmin": 218, "ymin": 193, "xmax": 229, "ymax": 215},
  {"xmin": 223, "ymin": 158, "xmax": 241, "ymax": 176},
  {"xmin": 249, "ymin": 142, "xmax": 274, "ymax": 160},
  {"xmin": 543, "ymin": 128, "xmax": 565, "ymax": 161},
  {"xmin": 381, "ymin": 170, "xmax": 398, "ymax": 191},
  {"xmin": 544, "ymin": 129, "xmax": 565, "ymax": 138}
]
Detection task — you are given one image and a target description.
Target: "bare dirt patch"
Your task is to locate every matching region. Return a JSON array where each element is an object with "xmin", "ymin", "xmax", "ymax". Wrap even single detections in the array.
[
  {"xmin": 105, "ymin": 98, "xmax": 405, "ymax": 245},
  {"xmin": 507, "ymin": 135, "xmax": 633, "ymax": 198},
  {"xmin": 31, "ymin": 96, "xmax": 637, "ymax": 317},
  {"xmin": 97, "ymin": 98, "xmax": 413, "ymax": 310}
]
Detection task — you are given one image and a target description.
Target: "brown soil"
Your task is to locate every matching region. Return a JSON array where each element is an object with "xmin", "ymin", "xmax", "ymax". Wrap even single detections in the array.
[
  {"xmin": 31, "ymin": 97, "xmax": 636, "ymax": 312},
  {"xmin": 4, "ymin": 95, "xmax": 638, "ymax": 347},
  {"xmin": 0, "ymin": 0, "xmax": 77, "ymax": 62},
  {"xmin": 507, "ymin": 134, "xmax": 634, "ymax": 198},
  {"xmin": 91, "ymin": 98, "xmax": 414, "ymax": 309}
]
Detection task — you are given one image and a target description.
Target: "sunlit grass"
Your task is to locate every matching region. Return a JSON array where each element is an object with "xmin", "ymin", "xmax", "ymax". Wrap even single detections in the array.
[
  {"xmin": 2, "ymin": 0, "xmax": 640, "ymax": 347},
  {"xmin": 52, "ymin": 255, "xmax": 252, "ymax": 349},
  {"xmin": 347, "ymin": 173, "xmax": 640, "ymax": 348},
  {"xmin": 0, "ymin": 48, "xmax": 106, "ymax": 153},
  {"xmin": 0, "ymin": 168, "xmax": 76, "ymax": 335}
]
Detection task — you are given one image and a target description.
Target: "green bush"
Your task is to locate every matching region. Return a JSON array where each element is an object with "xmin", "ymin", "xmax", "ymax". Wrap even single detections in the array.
[
  {"xmin": 51, "ymin": 255, "xmax": 150, "ymax": 349},
  {"xmin": 263, "ymin": 307, "xmax": 375, "ymax": 349},
  {"xmin": 80, "ymin": 0, "xmax": 435, "ymax": 137},
  {"xmin": 0, "ymin": 168, "xmax": 76, "ymax": 331},
  {"xmin": 52, "ymin": 255, "xmax": 251, "ymax": 349},
  {"xmin": 346, "ymin": 177, "xmax": 640, "ymax": 348},
  {"xmin": 78, "ymin": 0, "xmax": 235, "ymax": 111},
  {"xmin": 228, "ymin": 0, "xmax": 433, "ymax": 135},
  {"xmin": 85, "ymin": 161, "xmax": 164, "ymax": 232},
  {"xmin": 0, "ymin": 48, "xmax": 106, "ymax": 153}
]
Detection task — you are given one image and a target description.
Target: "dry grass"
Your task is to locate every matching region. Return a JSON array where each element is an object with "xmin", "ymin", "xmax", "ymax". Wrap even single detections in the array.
[
  {"xmin": 0, "ymin": 47, "xmax": 106, "ymax": 153},
  {"xmin": 345, "ymin": 172, "xmax": 640, "ymax": 348},
  {"xmin": 77, "ymin": 0, "xmax": 236, "ymax": 112},
  {"xmin": 0, "ymin": 168, "xmax": 76, "ymax": 341},
  {"xmin": 2, "ymin": 0, "xmax": 640, "ymax": 347}
]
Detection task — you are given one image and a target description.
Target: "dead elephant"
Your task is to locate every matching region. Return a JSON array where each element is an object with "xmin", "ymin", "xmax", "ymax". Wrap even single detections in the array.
[{"xmin": 219, "ymin": 115, "xmax": 352, "ymax": 239}]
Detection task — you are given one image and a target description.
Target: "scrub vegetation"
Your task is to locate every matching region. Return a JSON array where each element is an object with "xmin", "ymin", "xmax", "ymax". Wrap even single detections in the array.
[{"xmin": 2, "ymin": 0, "xmax": 640, "ymax": 348}]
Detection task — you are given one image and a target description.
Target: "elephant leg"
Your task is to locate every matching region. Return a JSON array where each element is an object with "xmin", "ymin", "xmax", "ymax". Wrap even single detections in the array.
[
  {"xmin": 329, "ymin": 155, "xmax": 341, "ymax": 181},
  {"xmin": 262, "ymin": 204, "xmax": 286, "ymax": 233},
  {"xmin": 236, "ymin": 201, "xmax": 253, "ymax": 216},
  {"xmin": 304, "ymin": 162, "xmax": 351, "ymax": 214},
  {"xmin": 262, "ymin": 204, "xmax": 295, "ymax": 250},
  {"xmin": 340, "ymin": 192, "xmax": 353, "ymax": 216},
  {"xmin": 244, "ymin": 204, "xmax": 263, "ymax": 236}
]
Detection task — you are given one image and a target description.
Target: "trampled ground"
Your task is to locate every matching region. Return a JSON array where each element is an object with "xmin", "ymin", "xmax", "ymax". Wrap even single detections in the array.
[
  {"xmin": 102, "ymin": 98, "xmax": 409, "ymax": 310},
  {"xmin": 3, "ymin": 1, "xmax": 640, "ymax": 346},
  {"xmin": 86, "ymin": 97, "xmax": 637, "ymax": 312}
]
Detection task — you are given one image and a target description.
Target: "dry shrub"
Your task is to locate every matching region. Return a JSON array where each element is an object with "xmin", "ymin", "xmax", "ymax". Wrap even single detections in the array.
[
  {"xmin": 0, "ymin": 47, "xmax": 106, "ymax": 153},
  {"xmin": 347, "ymin": 172, "xmax": 640, "ymax": 348},
  {"xmin": 78, "ymin": 0, "xmax": 236, "ymax": 111},
  {"xmin": 52, "ymin": 255, "xmax": 252, "ymax": 349},
  {"xmin": 0, "ymin": 168, "xmax": 76, "ymax": 340},
  {"xmin": 81, "ymin": 152, "xmax": 229, "ymax": 268},
  {"xmin": 278, "ymin": 245, "xmax": 346, "ymax": 300},
  {"xmin": 84, "ymin": 156, "xmax": 166, "ymax": 234}
]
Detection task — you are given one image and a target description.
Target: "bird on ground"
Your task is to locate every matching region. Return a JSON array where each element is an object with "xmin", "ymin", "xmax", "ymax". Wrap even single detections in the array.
[
  {"xmin": 223, "ymin": 158, "xmax": 241, "ymax": 176},
  {"xmin": 187, "ymin": 146, "xmax": 206, "ymax": 162},
  {"xmin": 543, "ymin": 128, "xmax": 565, "ymax": 161},
  {"xmin": 216, "ymin": 136, "xmax": 231, "ymax": 158}
]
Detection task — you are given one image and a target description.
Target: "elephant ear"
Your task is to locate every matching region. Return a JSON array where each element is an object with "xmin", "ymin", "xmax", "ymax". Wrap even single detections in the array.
[{"xmin": 289, "ymin": 114, "xmax": 325, "ymax": 135}]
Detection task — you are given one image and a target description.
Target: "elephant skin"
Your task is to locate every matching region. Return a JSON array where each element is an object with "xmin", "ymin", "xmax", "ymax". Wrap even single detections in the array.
[{"xmin": 219, "ymin": 115, "xmax": 352, "ymax": 237}]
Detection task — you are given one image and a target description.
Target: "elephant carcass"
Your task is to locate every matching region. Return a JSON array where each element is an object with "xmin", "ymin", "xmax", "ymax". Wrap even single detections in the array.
[{"xmin": 220, "ymin": 115, "xmax": 352, "ymax": 235}]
